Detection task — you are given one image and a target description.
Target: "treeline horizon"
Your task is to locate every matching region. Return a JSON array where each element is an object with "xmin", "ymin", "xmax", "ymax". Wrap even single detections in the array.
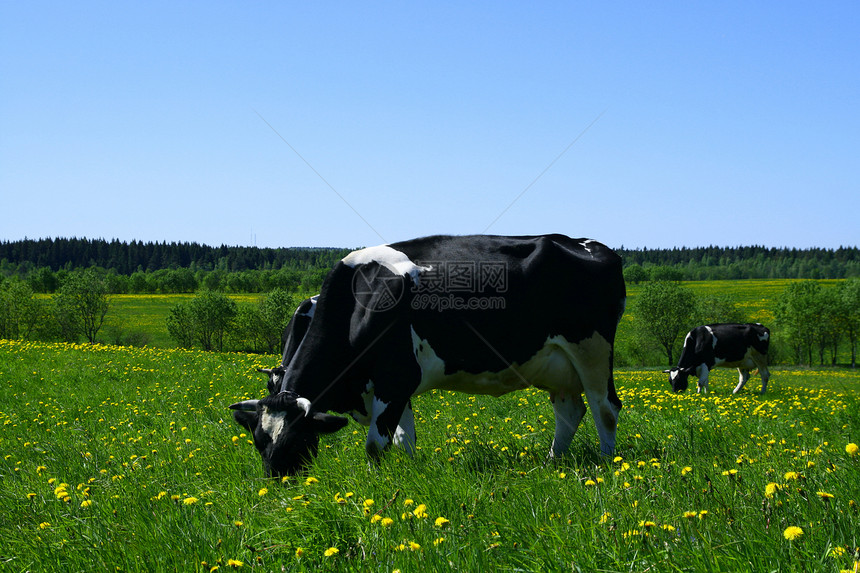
[{"xmin": 1, "ymin": 237, "xmax": 858, "ymax": 289}]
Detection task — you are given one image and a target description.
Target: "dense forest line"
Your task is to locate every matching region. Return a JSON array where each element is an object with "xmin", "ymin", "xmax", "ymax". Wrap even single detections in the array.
[
  {"xmin": 0, "ymin": 237, "xmax": 352, "ymax": 274},
  {"xmin": 0, "ymin": 238, "xmax": 858, "ymax": 290}
]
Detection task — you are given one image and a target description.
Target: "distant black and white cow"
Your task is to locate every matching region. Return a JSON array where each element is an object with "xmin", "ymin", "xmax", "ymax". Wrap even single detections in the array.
[
  {"xmin": 230, "ymin": 234, "xmax": 626, "ymax": 477},
  {"xmin": 665, "ymin": 323, "xmax": 771, "ymax": 395}
]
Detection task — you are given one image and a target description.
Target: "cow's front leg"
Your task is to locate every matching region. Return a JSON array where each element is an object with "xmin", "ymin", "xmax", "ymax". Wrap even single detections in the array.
[
  {"xmin": 365, "ymin": 395, "xmax": 411, "ymax": 462},
  {"xmin": 549, "ymin": 391, "xmax": 587, "ymax": 458},
  {"xmin": 733, "ymin": 369, "xmax": 750, "ymax": 394},
  {"xmin": 392, "ymin": 400, "xmax": 416, "ymax": 455},
  {"xmin": 696, "ymin": 364, "xmax": 710, "ymax": 394}
]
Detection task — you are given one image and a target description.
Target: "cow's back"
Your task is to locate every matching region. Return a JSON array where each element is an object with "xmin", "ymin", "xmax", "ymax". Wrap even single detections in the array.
[{"xmin": 392, "ymin": 234, "xmax": 626, "ymax": 374}]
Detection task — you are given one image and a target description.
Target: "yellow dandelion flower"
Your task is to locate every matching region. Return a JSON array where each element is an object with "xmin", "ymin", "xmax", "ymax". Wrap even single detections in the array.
[
  {"xmin": 27, "ymin": 493, "xmax": 37, "ymax": 500},
  {"xmin": 295, "ymin": 548, "xmax": 304, "ymax": 558},
  {"xmin": 434, "ymin": 517, "xmax": 450, "ymax": 527},
  {"xmin": 816, "ymin": 491, "xmax": 834, "ymax": 500},
  {"xmin": 80, "ymin": 499, "xmax": 93, "ymax": 508},
  {"xmin": 765, "ymin": 483, "xmax": 780, "ymax": 498},
  {"xmin": 403, "ymin": 498, "xmax": 414, "ymax": 507},
  {"xmin": 408, "ymin": 541, "xmax": 421, "ymax": 551},
  {"xmin": 381, "ymin": 517, "xmax": 395, "ymax": 527},
  {"xmin": 846, "ymin": 443, "xmax": 858, "ymax": 456},
  {"xmin": 638, "ymin": 520, "xmax": 656, "ymax": 528},
  {"xmin": 370, "ymin": 515, "xmax": 382, "ymax": 523},
  {"xmin": 783, "ymin": 526, "xmax": 803, "ymax": 541},
  {"xmin": 599, "ymin": 512, "xmax": 612, "ymax": 524},
  {"xmin": 304, "ymin": 477, "xmax": 319, "ymax": 485},
  {"xmin": 39, "ymin": 522, "xmax": 51, "ymax": 529},
  {"xmin": 698, "ymin": 510, "xmax": 709, "ymax": 519},
  {"xmin": 584, "ymin": 479, "xmax": 596, "ymax": 487},
  {"xmin": 324, "ymin": 547, "xmax": 339, "ymax": 557},
  {"xmin": 784, "ymin": 471, "xmax": 800, "ymax": 480},
  {"xmin": 182, "ymin": 497, "xmax": 198, "ymax": 505},
  {"xmin": 257, "ymin": 488, "xmax": 268, "ymax": 497},
  {"xmin": 226, "ymin": 559, "xmax": 243, "ymax": 568},
  {"xmin": 413, "ymin": 504, "xmax": 428, "ymax": 518},
  {"xmin": 233, "ymin": 521, "xmax": 243, "ymax": 527},
  {"xmin": 683, "ymin": 511, "xmax": 698, "ymax": 519},
  {"xmin": 363, "ymin": 498, "xmax": 374, "ymax": 508}
]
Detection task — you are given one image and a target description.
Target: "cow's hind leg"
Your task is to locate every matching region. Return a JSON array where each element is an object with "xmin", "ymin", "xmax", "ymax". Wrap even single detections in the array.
[
  {"xmin": 753, "ymin": 354, "xmax": 770, "ymax": 394},
  {"xmin": 564, "ymin": 333, "xmax": 620, "ymax": 457},
  {"xmin": 733, "ymin": 369, "xmax": 750, "ymax": 394},
  {"xmin": 549, "ymin": 390, "xmax": 587, "ymax": 458}
]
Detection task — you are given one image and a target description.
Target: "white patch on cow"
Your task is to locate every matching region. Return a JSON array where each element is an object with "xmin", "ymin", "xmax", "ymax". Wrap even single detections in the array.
[
  {"xmin": 261, "ymin": 408, "xmax": 287, "ymax": 444},
  {"xmin": 350, "ymin": 381, "xmax": 375, "ymax": 425},
  {"xmin": 411, "ymin": 328, "xmax": 602, "ymax": 397},
  {"xmin": 342, "ymin": 245, "xmax": 432, "ymax": 283},
  {"xmin": 705, "ymin": 325, "xmax": 718, "ymax": 349},
  {"xmin": 683, "ymin": 331, "xmax": 693, "ymax": 347},
  {"xmin": 410, "ymin": 328, "xmax": 619, "ymax": 456},
  {"xmin": 366, "ymin": 397, "xmax": 391, "ymax": 455},
  {"xmin": 299, "ymin": 295, "xmax": 319, "ymax": 318},
  {"xmin": 579, "ymin": 239, "xmax": 595, "ymax": 254},
  {"xmin": 392, "ymin": 402, "xmax": 416, "ymax": 455},
  {"xmin": 758, "ymin": 330, "xmax": 769, "ymax": 341}
]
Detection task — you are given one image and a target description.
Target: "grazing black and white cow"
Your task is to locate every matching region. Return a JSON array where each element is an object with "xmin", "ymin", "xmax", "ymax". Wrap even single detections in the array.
[
  {"xmin": 665, "ymin": 323, "xmax": 771, "ymax": 395},
  {"xmin": 230, "ymin": 234, "xmax": 626, "ymax": 477}
]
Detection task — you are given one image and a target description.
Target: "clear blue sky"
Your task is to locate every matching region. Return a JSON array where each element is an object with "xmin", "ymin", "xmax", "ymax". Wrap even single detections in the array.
[{"xmin": 2, "ymin": 2, "xmax": 857, "ymax": 250}]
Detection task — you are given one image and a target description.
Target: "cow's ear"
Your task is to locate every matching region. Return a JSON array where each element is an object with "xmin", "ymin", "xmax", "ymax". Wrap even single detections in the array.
[
  {"xmin": 310, "ymin": 412, "xmax": 349, "ymax": 434},
  {"xmin": 233, "ymin": 410, "xmax": 259, "ymax": 433}
]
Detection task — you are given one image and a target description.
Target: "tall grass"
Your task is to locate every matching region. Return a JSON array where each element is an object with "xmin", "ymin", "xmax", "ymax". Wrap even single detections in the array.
[{"xmin": 1, "ymin": 339, "xmax": 858, "ymax": 572}]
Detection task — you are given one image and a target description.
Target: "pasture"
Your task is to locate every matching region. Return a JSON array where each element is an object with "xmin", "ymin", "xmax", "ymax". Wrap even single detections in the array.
[
  {"xmin": 96, "ymin": 280, "xmax": 854, "ymax": 366},
  {"xmin": 1, "ymin": 339, "xmax": 858, "ymax": 572}
]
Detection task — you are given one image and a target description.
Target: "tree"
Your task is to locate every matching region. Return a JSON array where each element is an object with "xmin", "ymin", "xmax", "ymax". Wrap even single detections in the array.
[
  {"xmin": 166, "ymin": 303, "xmax": 195, "ymax": 348},
  {"xmin": 818, "ymin": 287, "xmax": 842, "ymax": 366},
  {"xmin": 623, "ymin": 264, "xmax": 649, "ymax": 285},
  {"xmin": 774, "ymin": 281, "xmax": 822, "ymax": 365},
  {"xmin": 53, "ymin": 269, "xmax": 110, "ymax": 343},
  {"xmin": 0, "ymin": 278, "xmax": 44, "ymax": 340},
  {"xmin": 633, "ymin": 281, "xmax": 697, "ymax": 365},
  {"xmin": 258, "ymin": 289, "xmax": 303, "ymax": 354},
  {"xmin": 694, "ymin": 294, "xmax": 747, "ymax": 326},
  {"xmin": 837, "ymin": 278, "xmax": 860, "ymax": 368},
  {"xmin": 166, "ymin": 291, "xmax": 237, "ymax": 351}
]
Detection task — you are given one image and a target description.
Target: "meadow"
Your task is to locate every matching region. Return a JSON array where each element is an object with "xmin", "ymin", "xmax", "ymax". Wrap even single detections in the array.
[
  {"xmin": 100, "ymin": 280, "xmax": 796, "ymax": 360},
  {"xmin": 1, "ymin": 339, "xmax": 858, "ymax": 572}
]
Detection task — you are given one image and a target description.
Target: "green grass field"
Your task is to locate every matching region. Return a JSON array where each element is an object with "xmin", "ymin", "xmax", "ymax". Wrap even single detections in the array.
[{"xmin": 1, "ymin": 339, "xmax": 858, "ymax": 572}]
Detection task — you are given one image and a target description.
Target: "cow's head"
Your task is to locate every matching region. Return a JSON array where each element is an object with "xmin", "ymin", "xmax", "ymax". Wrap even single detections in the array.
[
  {"xmin": 663, "ymin": 367, "xmax": 693, "ymax": 393},
  {"xmin": 229, "ymin": 376, "xmax": 348, "ymax": 477}
]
